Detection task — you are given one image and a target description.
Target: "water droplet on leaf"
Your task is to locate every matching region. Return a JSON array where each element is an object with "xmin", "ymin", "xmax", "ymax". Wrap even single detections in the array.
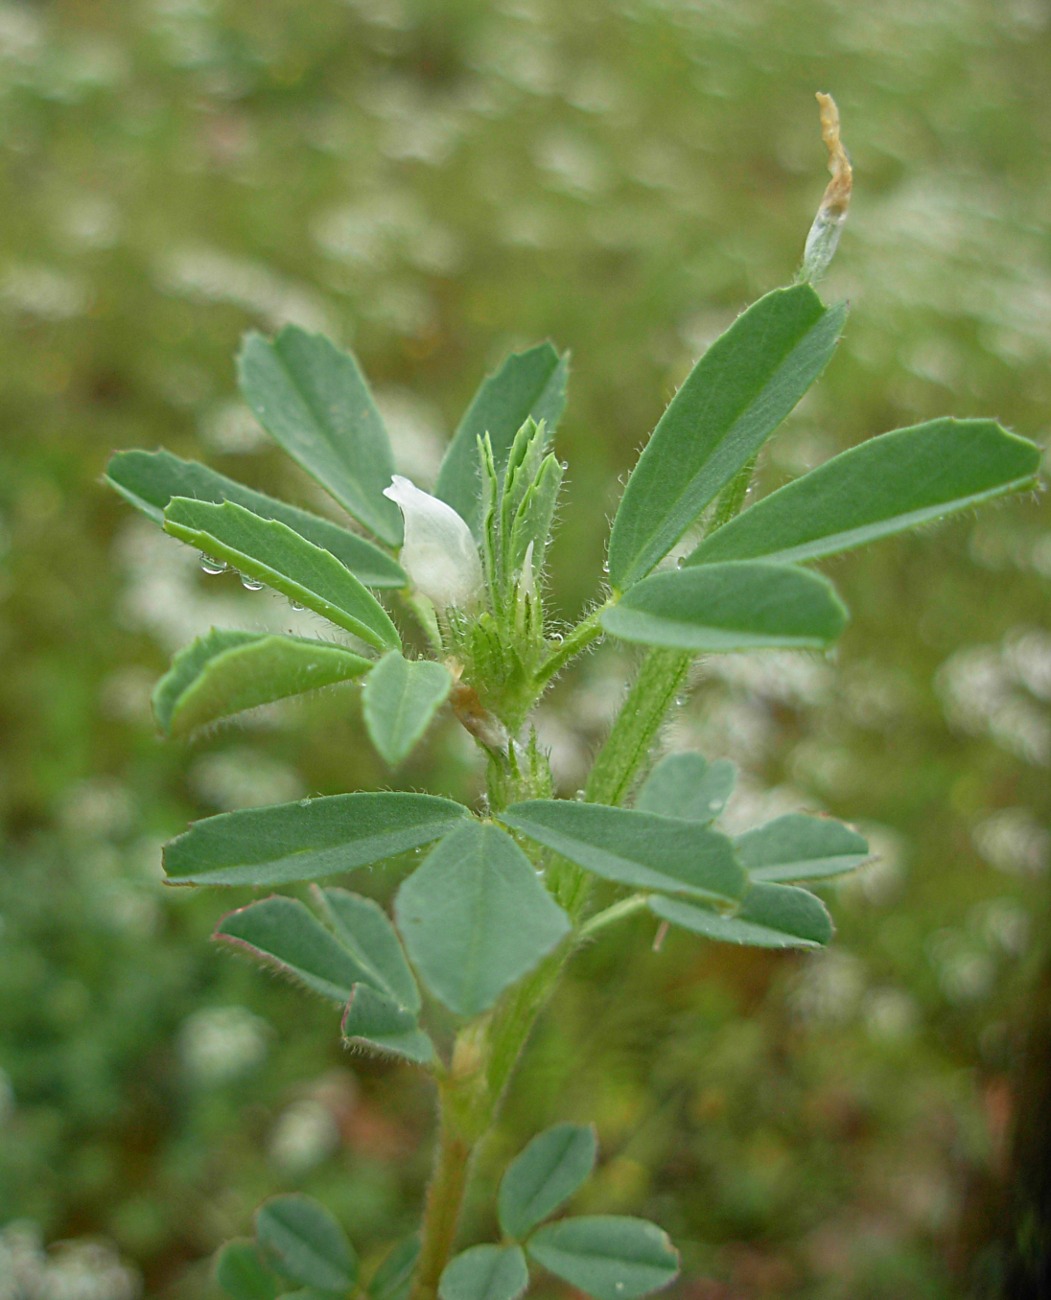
[
  {"xmin": 240, "ymin": 574, "xmax": 264, "ymax": 591},
  {"xmin": 199, "ymin": 553, "xmax": 227, "ymax": 575}
]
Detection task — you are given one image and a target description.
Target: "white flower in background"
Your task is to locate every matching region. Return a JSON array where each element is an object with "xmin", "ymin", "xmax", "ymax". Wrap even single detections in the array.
[
  {"xmin": 268, "ymin": 1098, "xmax": 341, "ymax": 1175},
  {"xmin": 177, "ymin": 1005, "xmax": 270, "ymax": 1087},
  {"xmin": 383, "ymin": 475, "xmax": 484, "ymax": 613},
  {"xmin": 0, "ymin": 1221, "xmax": 141, "ymax": 1300}
]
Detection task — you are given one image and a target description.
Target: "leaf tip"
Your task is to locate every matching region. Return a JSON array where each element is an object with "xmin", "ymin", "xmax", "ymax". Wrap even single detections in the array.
[{"xmin": 234, "ymin": 327, "xmax": 268, "ymax": 372}]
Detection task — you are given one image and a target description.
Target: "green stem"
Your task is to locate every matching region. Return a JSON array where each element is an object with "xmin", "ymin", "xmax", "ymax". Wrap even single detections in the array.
[
  {"xmin": 408, "ymin": 651, "xmax": 690, "ymax": 1294},
  {"xmin": 585, "ymin": 648, "xmax": 691, "ymax": 807},
  {"xmin": 544, "ymin": 648, "xmax": 691, "ymax": 918},
  {"xmin": 409, "ymin": 470, "xmax": 761, "ymax": 1292},
  {"xmin": 706, "ymin": 455, "xmax": 757, "ymax": 538},
  {"xmin": 578, "ymin": 893, "xmax": 650, "ymax": 938},
  {"xmin": 533, "ymin": 603, "xmax": 609, "ymax": 688},
  {"xmin": 462, "ymin": 645, "xmax": 686, "ymax": 1195},
  {"xmin": 409, "ymin": 1106, "xmax": 476, "ymax": 1300},
  {"xmin": 485, "ymin": 946, "xmax": 571, "ymax": 1106}
]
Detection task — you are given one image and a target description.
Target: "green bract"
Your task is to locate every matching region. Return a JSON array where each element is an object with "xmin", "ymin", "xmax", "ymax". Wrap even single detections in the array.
[{"xmin": 435, "ymin": 343, "xmax": 569, "ymax": 541}]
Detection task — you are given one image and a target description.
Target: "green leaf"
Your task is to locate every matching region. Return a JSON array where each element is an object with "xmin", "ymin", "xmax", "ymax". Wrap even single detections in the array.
[
  {"xmin": 362, "ymin": 653, "xmax": 453, "ymax": 766},
  {"xmin": 651, "ymin": 881, "xmax": 833, "ymax": 949},
  {"xmin": 439, "ymin": 1246, "xmax": 529, "ymax": 1300},
  {"xmin": 342, "ymin": 983, "xmax": 435, "ymax": 1064},
  {"xmin": 368, "ymin": 1237, "xmax": 420, "ymax": 1300},
  {"xmin": 687, "ymin": 418, "xmax": 1043, "ymax": 567},
  {"xmin": 501, "ymin": 801, "xmax": 745, "ymax": 905},
  {"xmin": 164, "ymin": 792, "xmax": 471, "ymax": 887},
  {"xmin": 608, "ymin": 284, "xmax": 846, "ymax": 588},
  {"xmin": 255, "ymin": 1194, "xmax": 357, "ymax": 1293},
  {"xmin": 105, "ymin": 449, "xmax": 405, "ymax": 588},
  {"xmin": 634, "ymin": 752, "xmax": 736, "ymax": 823},
  {"xmin": 237, "ymin": 327, "xmax": 401, "ymax": 545},
  {"xmin": 601, "ymin": 562, "xmax": 848, "ymax": 652},
  {"xmin": 435, "ymin": 344, "xmax": 569, "ymax": 539},
  {"xmin": 313, "ymin": 888, "xmax": 420, "ymax": 1012},
  {"xmin": 527, "ymin": 1217, "xmax": 679, "ymax": 1300},
  {"xmin": 152, "ymin": 629, "xmax": 371, "ymax": 738},
  {"xmin": 498, "ymin": 1124, "xmax": 598, "ymax": 1240},
  {"xmin": 735, "ymin": 813, "xmax": 870, "ymax": 882},
  {"xmin": 164, "ymin": 498, "xmax": 400, "ymax": 651},
  {"xmin": 394, "ymin": 822, "xmax": 571, "ymax": 1018},
  {"xmin": 215, "ymin": 896, "xmax": 373, "ymax": 1003},
  {"xmin": 216, "ymin": 1240, "xmax": 281, "ymax": 1300}
]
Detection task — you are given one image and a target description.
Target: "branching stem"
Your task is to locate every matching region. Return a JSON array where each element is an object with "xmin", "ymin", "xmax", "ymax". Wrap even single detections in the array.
[{"xmin": 534, "ymin": 603, "xmax": 608, "ymax": 687}]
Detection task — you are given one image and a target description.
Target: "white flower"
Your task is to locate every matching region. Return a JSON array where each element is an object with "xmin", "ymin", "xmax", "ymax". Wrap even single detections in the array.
[{"xmin": 383, "ymin": 475, "xmax": 484, "ymax": 612}]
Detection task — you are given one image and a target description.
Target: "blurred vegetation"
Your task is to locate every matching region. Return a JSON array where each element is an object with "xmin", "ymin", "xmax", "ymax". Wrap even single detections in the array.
[{"xmin": 0, "ymin": 0, "xmax": 1048, "ymax": 1296}]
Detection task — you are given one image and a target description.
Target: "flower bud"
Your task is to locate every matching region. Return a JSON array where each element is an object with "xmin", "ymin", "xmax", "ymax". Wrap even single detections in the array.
[
  {"xmin": 383, "ymin": 475, "xmax": 484, "ymax": 613},
  {"xmin": 799, "ymin": 92, "xmax": 852, "ymax": 285}
]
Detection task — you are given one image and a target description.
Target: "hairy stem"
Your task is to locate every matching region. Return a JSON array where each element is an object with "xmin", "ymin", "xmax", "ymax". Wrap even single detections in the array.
[
  {"xmin": 486, "ymin": 946, "xmax": 571, "ymax": 1105},
  {"xmin": 534, "ymin": 603, "xmax": 608, "ymax": 688},
  {"xmin": 541, "ymin": 648, "xmax": 690, "ymax": 921},
  {"xmin": 707, "ymin": 455, "xmax": 757, "ymax": 537},
  {"xmin": 489, "ymin": 647, "xmax": 696, "ymax": 1102},
  {"xmin": 411, "ymin": 439, "xmax": 766, "ymax": 1293},
  {"xmin": 410, "ymin": 1109, "xmax": 476, "ymax": 1300},
  {"xmin": 409, "ymin": 650, "xmax": 690, "ymax": 1291},
  {"xmin": 585, "ymin": 648, "xmax": 691, "ymax": 807}
]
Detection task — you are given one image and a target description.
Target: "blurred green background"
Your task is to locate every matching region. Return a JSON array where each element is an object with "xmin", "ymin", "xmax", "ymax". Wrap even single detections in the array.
[{"xmin": 1, "ymin": 0, "xmax": 1049, "ymax": 1296}]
